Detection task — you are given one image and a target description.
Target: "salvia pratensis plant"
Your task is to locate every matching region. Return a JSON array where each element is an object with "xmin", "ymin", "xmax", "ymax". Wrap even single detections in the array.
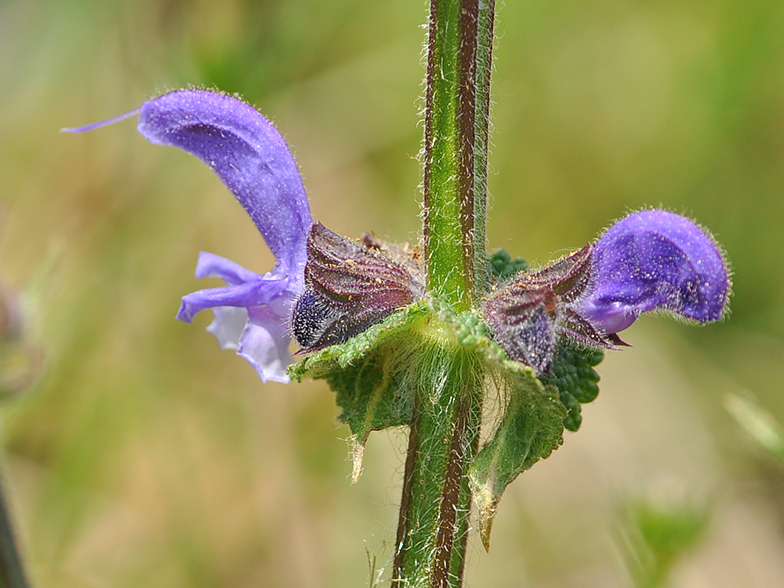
[{"xmin": 64, "ymin": 1, "xmax": 730, "ymax": 586}]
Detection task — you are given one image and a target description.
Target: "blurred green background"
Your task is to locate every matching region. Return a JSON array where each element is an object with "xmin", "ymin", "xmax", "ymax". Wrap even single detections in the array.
[{"xmin": 1, "ymin": 0, "xmax": 783, "ymax": 586}]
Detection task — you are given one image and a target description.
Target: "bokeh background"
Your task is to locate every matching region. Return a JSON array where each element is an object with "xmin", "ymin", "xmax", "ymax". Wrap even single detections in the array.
[{"xmin": 1, "ymin": 0, "xmax": 783, "ymax": 586}]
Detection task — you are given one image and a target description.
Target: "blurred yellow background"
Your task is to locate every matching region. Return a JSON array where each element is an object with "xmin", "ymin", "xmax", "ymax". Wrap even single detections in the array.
[{"xmin": 1, "ymin": 0, "xmax": 783, "ymax": 586}]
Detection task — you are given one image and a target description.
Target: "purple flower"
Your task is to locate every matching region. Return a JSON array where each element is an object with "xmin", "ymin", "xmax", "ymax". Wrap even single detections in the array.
[
  {"xmin": 482, "ymin": 210, "xmax": 729, "ymax": 373},
  {"xmin": 66, "ymin": 90, "xmax": 313, "ymax": 382},
  {"xmin": 579, "ymin": 209, "xmax": 730, "ymax": 334},
  {"xmin": 143, "ymin": 91, "xmax": 312, "ymax": 382}
]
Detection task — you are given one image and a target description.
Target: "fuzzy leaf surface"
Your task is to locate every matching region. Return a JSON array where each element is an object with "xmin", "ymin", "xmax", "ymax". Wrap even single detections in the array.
[
  {"xmin": 469, "ymin": 365, "xmax": 566, "ymax": 549},
  {"xmin": 539, "ymin": 344, "xmax": 603, "ymax": 431},
  {"xmin": 290, "ymin": 304, "xmax": 428, "ymax": 480}
]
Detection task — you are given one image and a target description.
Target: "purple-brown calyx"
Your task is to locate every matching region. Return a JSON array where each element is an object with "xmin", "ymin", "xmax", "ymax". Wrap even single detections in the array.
[
  {"xmin": 482, "ymin": 244, "xmax": 626, "ymax": 374},
  {"xmin": 292, "ymin": 223, "xmax": 425, "ymax": 352}
]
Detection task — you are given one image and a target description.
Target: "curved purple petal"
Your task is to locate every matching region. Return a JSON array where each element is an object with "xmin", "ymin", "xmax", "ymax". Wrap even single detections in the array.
[
  {"xmin": 64, "ymin": 90, "xmax": 311, "ymax": 383},
  {"xmin": 177, "ymin": 277, "xmax": 288, "ymax": 323},
  {"xmin": 581, "ymin": 210, "xmax": 730, "ymax": 333},
  {"xmin": 194, "ymin": 251, "xmax": 262, "ymax": 285},
  {"xmin": 137, "ymin": 90, "xmax": 312, "ymax": 279}
]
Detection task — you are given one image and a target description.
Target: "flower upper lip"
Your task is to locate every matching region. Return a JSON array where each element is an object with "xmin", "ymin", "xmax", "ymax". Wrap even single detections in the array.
[
  {"xmin": 137, "ymin": 90, "xmax": 313, "ymax": 281},
  {"xmin": 135, "ymin": 89, "xmax": 313, "ymax": 383},
  {"xmin": 579, "ymin": 209, "xmax": 730, "ymax": 334}
]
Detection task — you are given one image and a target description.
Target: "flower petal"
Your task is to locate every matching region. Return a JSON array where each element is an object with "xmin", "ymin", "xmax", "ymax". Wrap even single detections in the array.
[
  {"xmin": 177, "ymin": 277, "xmax": 288, "ymax": 322},
  {"xmin": 581, "ymin": 210, "xmax": 730, "ymax": 333},
  {"xmin": 238, "ymin": 306, "xmax": 293, "ymax": 383},
  {"xmin": 206, "ymin": 306, "xmax": 248, "ymax": 350},
  {"xmin": 194, "ymin": 251, "xmax": 262, "ymax": 285},
  {"xmin": 137, "ymin": 90, "xmax": 312, "ymax": 279}
]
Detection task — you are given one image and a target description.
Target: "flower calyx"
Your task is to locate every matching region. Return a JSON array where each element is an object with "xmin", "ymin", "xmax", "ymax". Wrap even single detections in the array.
[
  {"xmin": 292, "ymin": 222, "xmax": 425, "ymax": 353},
  {"xmin": 482, "ymin": 243, "xmax": 625, "ymax": 374}
]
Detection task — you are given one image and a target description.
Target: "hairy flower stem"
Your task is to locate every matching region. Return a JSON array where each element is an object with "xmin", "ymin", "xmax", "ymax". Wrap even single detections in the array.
[
  {"xmin": 393, "ymin": 0, "xmax": 495, "ymax": 586},
  {"xmin": 422, "ymin": 0, "xmax": 494, "ymax": 307},
  {"xmin": 393, "ymin": 346, "xmax": 483, "ymax": 588}
]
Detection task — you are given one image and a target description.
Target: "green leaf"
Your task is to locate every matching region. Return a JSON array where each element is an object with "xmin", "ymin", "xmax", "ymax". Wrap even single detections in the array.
[
  {"xmin": 540, "ymin": 343, "xmax": 603, "ymax": 432},
  {"xmin": 469, "ymin": 364, "xmax": 566, "ymax": 550},
  {"xmin": 289, "ymin": 303, "xmax": 428, "ymax": 481},
  {"xmin": 488, "ymin": 249, "xmax": 528, "ymax": 281},
  {"xmin": 325, "ymin": 350, "xmax": 412, "ymax": 436},
  {"xmin": 326, "ymin": 340, "xmax": 415, "ymax": 482}
]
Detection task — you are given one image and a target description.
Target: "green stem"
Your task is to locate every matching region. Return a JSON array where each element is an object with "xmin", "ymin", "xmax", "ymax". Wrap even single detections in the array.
[
  {"xmin": 422, "ymin": 0, "xmax": 495, "ymax": 309},
  {"xmin": 393, "ymin": 0, "xmax": 495, "ymax": 585},
  {"xmin": 0, "ymin": 467, "xmax": 30, "ymax": 588},
  {"xmin": 392, "ymin": 346, "xmax": 483, "ymax": 588}
]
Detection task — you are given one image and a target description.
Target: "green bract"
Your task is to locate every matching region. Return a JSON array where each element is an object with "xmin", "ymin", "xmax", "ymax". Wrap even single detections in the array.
[{"xmin": 289, "ymin": 253, "xmax": 604, "ymax": 547}]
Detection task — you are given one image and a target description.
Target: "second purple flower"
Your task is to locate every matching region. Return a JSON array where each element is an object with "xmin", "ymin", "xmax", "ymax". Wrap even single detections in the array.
[{"xmin": 482, "ymin": 209, "xmax": 730, "ymax": 374}]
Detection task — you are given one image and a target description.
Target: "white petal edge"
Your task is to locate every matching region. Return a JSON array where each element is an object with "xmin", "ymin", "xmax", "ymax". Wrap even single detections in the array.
[
  {"xmin": 206, "ymin": 306, "xmax": 248, "ymax": 350},
  {"xmin": 237, "ymin": 314, "xmax": 292, "ymax": 384}
]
